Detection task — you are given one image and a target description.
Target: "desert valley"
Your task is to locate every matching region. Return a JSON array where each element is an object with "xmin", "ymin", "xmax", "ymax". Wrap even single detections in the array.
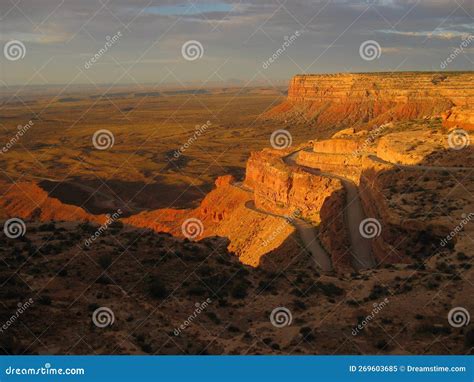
[{"xmin": 1, "ymin": 71, "xmax": 473, "ymax": 355}]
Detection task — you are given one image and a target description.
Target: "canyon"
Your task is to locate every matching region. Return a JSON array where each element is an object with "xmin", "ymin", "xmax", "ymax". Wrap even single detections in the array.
[{"xmin": 1, "ymin": 73, "xmax": 473, "ymax": 355}]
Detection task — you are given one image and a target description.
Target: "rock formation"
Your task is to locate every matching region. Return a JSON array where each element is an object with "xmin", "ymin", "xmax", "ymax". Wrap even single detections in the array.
[{"xmin": 266, "ymin": 72, "xmax": 474, "ymax": 128}]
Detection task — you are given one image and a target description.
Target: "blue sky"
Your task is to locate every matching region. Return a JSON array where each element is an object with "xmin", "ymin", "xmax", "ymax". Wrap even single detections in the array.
[{"xmin": 0, "ymin": 0, "xmax": 473, "ymax": 86}]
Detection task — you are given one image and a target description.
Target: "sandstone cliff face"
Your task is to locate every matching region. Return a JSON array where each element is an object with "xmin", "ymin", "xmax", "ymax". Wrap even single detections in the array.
[
  {"xmin": 244, "ymin": 149, "xmax": 351, "ymax": 271},
  {"xmin": 0, "ymin": 181, "xmax": 106, "ymax": 224},
  {"xmin": 442, "ymin": 106, "xmax": 474, "ymax": 131},
  {"xmin": 124, "ymin": 175, "xmax": 298, "ymax": 267},
  {"xmin": 267, "ymin": 72, "xmax": 474, "ymax": 128},
  {"xmin": 244, "ymin": 150, "xmax": 343, "ymax": 224}
]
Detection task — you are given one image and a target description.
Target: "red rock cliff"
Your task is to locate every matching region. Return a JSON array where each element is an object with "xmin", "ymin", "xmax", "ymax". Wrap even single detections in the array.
[{"xmin": 267, "ymin": 72, "xmax": 474, "ymax": 128}]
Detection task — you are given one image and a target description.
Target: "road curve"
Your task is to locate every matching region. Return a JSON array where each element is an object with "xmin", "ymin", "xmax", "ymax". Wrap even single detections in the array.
[
  {"xmin": 244, "ymin": 200, "xmax": 333, "ymax": 273},
  {"xmin": 283, "ymin": 150, "xmax": 376, "ymax": 270}
]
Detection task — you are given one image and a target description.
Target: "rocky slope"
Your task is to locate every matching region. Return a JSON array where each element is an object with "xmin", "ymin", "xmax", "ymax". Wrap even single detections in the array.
[
  {"xmin": 266, "ymin": 72, "xmax": 474, "ymax": 129},
  {"xmin": 1, "ymin": 220, "xmax": 472, "ymax": 355}
]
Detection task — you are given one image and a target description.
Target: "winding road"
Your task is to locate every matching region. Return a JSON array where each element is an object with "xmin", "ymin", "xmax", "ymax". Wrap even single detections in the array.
[
  {"xmin": 244, "ymin": 200, "xmax": 333, "ymax": 273},
  {"xmin": 283, "ymin": 150, "xmax": 376, "ymax": 270}
]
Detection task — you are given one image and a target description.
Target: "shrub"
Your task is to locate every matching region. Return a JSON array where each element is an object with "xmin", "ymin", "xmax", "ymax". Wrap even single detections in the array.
[
  {"xmin": 98, "ymin": 254, "xmax": 113, "ymax": 270},
  {"xmin": 148, "ymin": 277, "xmax": 168, "ymax": 299}
]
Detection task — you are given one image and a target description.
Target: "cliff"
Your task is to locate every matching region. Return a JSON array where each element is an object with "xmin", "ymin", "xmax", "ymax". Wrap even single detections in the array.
[{"xmin": 266, "ymin": 72, "xmax": 474, "ymax": 128}]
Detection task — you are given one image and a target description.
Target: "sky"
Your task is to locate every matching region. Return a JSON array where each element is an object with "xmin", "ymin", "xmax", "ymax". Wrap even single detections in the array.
[{"xmin": 0, "ymin": 0, "xmax": 473, "ymax": 87}]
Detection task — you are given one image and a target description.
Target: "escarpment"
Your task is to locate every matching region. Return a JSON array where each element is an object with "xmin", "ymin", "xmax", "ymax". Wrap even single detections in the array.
[
  {"xmin": 2, "ymin": 72, "xmax": 471, "ymax": 275},
  {"xmin": 266, "ymin": 72, "xmax": 474, "ymax": 129}
]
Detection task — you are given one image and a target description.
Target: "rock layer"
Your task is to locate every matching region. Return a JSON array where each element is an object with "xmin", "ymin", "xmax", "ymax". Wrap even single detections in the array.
[{"xmin": 267, "ymin": 72, "xmax": 474, "ymax": 128}]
